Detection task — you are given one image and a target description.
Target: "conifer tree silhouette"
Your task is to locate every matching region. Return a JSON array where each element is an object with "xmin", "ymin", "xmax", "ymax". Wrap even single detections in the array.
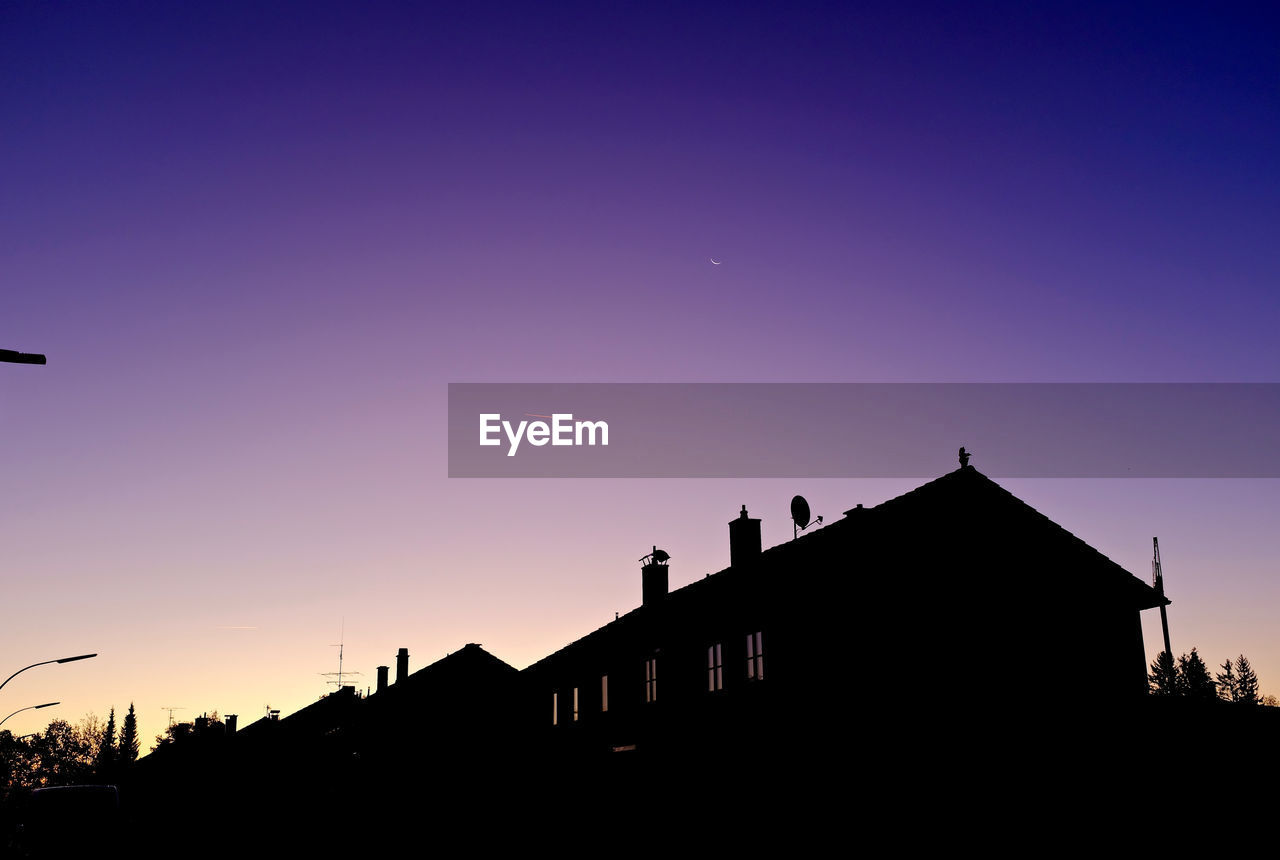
[
  {"xmin": 1149, "ymin": 651, "xmax": 1178, "ymax": 696},
  {"xmin": 1177, "ymin": 648, "xmax": 1215, "ymax": 700},
  {"xmin": 119, "ymin": 703, "xmax": 139, "ymax": 764},
  {"xmin": 1216, "ymin": 659, "xmax": 1239, "ymax": 702},
  {"xmin": 95, "ymin": 707, "xmax": 117, "ymax": 774},
  {"xmin": 1235, "ymin": 655, "xmax": 1260, "ymax": 706}
]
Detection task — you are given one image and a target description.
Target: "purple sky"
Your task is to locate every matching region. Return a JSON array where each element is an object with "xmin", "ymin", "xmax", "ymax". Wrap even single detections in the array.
[{"xmin": 3, "ymin": 2, "xmax": 1278, "ymax": 746}]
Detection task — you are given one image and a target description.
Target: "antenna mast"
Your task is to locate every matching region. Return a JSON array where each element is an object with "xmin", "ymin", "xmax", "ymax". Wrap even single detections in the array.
[
  {"xmin": 321, "ymin": 620, "xmax": 362, "ymax": 692},
  {"xmin": 1152, "ymin": 537, "xmax": 1173, "ymax": 657}
]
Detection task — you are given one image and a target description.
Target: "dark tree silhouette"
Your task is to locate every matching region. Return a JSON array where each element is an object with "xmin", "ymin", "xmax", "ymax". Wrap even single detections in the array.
[
  {"xmin": 0, "ymin": 713, "xmax": 134, "ymax": 796},
  {"xmin": 1178, "ymin": 648, "xmax": 1216, "ymax": 700},
  {"xmin": 1216, "ymin": 659, "xmax": 1239, "ymax": 702},
  {"xmin": 95, "ymin": 707, "xmax": 117, "ymax": 774},
  {"xmin": 1235, "ymin": 655, "xmax": 1260, "ymax": 706},
  {"xmin": 119, "ymin": 703, "xmax": 139, "ymax": 764},
  {"xmin": 30, "ymin": 720, "xmax": 95, "ymax": 785},
  {"xmin": 0, "ymin": 730, "xmax": 39, "ymax": 798},
  {"xmin": 152, "ymin": 721, "xmax": 190, "ymax": 750},
  {"xmin": 1149, "ymin": 651, "xmax": 1179, "ymax": 696}
]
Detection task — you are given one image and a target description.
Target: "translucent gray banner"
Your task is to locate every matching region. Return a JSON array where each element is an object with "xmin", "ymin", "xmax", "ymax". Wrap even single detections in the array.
[{"xmin": 447, "ymin": 383, "xmax": 1280, "ymax": 477}]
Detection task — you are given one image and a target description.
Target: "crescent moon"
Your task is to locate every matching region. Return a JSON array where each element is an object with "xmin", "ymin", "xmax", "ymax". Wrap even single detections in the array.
[{"xmin": 710, "ymin": 258, "xmax": 722, "ymax": 265}]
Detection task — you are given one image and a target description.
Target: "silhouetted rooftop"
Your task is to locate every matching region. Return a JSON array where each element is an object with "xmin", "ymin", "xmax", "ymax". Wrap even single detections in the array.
[
  {"xmin": 373, "ymin": 642, "xmax": 517, "ymax": 698},
  {"xmin": 529, "ymin": 466, "xmax": 1166, "ymax": 669}
]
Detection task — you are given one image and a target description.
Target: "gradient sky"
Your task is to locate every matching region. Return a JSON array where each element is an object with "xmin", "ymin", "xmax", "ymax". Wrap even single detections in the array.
[{"xmin": 3, "ymin": 2, "xmax": 1278, "ymax": 747}]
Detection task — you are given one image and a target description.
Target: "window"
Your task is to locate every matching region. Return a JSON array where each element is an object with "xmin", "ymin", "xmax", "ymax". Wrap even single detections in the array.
[
  {"xmin": 645, "ymin": 657, "xmax": 658, "ymax": 703},
  {"xmin": 552, "ymin": 691, "xmax": 558, "ymax": 726},
  {"xmin": 573, "ymin": 687, "xmax": 579, "ymax": 722},
  {"xmin": 601, "ymin": 674, "xmax": 609, "ymax": 712},
  {"xmin": 747, "ymin": 631, "xmax": 764, "ymax": 681},
  {"xmin": 707, "ymin": 643, "xmax": 723, "ymax": 691}
]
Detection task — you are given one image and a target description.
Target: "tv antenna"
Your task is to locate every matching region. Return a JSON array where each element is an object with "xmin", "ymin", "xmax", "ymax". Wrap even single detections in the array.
[
  {"xmin": 321, "ymin": 620, "xmax": 362, "ymax": 692},
  {"xmin": 1152, "ymin": 537, "xmax": 1173, "ymax": 657},
  {"xmin": 791, "ymin": 495, "xmax": 823, "ymax": 539},
  {"xmin": 160, "ymin": 706, "xmax": 185, "ymax": 728}
]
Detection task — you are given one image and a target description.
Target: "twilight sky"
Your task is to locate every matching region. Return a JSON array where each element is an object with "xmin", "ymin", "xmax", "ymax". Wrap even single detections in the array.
[{"xmin": 3, "ymin": 2, "xmax": 1278, "ymax": 746}]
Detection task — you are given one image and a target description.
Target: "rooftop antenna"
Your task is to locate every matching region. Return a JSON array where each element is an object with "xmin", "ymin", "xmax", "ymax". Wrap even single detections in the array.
[
  {"xmin": 790, "ymin": 495, "xmax": 824, "ymax": 540},
  {"xmin": 321, "ymin": 619, "xmax": 362, "ymax": 692},
  {"xmin": 160, "ymin": 706, "xmax": 185, "ymax": 728},
  {"xmin": 1152, "ymin": 537, "xmax": 1173, "ymax": 657}
]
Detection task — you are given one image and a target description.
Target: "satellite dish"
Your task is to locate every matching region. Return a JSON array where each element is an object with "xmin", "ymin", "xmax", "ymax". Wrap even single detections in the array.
[{"xmin": 791, "ymin": 495, "xmax": 811, "ymax": 530}]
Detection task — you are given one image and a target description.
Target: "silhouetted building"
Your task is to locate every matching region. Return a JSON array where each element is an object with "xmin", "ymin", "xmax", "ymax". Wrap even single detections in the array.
[
  {"xmin": 125, "ymin": 464, "xmax": 1189, "ymax": 846},
  {"xmin": 357, "ymin": 641, "xmax": 521, "ymax": 769},
  {"xmin": 523, "ymin": 465, "xmax": 1168, "ymax": 764}
]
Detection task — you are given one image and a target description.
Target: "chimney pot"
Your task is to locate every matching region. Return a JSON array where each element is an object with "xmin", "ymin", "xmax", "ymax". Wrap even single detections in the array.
[
  {"xmin": 729, "ymin": 505, "xmax": 762, "ymax": 567},
  {"xmin": 641, "ymin": 546, "xmax": 668, "ymax": 607}
]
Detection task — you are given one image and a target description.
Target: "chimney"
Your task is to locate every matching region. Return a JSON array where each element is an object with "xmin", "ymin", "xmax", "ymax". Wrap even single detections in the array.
[
  {"xmin": 226, "ymin": 714, "xmax": 237, "ymax": 734},
  {"xmin": 641, "ymin": 546, "xmax": 668, "ymax": 607},
  {"xmin": 377, "ymin": 665, "xmax": 389, "ymax": 693},
  {"xmin": 729, "ymin": 505, "xmax": 762, "ymax": 567},
  {"xmin": 396, "ymin": 648, "xmax": 409, "ymax": 684}
]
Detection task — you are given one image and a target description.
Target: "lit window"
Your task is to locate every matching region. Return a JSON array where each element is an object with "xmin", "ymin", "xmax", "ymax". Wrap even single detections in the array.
[
  {"xmin": 601, "ymin": 674, "xmax": 609, "ymax": 712},
  {"xmin": 707, "ymin": 643, "xmax": 723, "ymax": 691},
  {"xmin": 552, "ymin": 691, "xmax": 558, "ymax": 726},
  {"xmin": 645, "ymin": 657, "xmax": 658, "ymax": 703},
  {"xmin": 573, "ymin": 687, "xmax": 579, "ymax": 722},
  {"xmin": 747, "ymin": 631, "xmax": 764, "ymax": 680}
]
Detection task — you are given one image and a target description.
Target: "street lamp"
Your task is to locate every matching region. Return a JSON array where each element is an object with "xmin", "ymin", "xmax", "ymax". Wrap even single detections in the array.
[
  {"xmin": 0, "ymin": 654, "xmax": 97, "ymax": 694},
  {"xmin": 0, "ymin": 348, "xmax": 46, "ymax": 365},
  {"xmin": 0, "ymin": 701, "xmax": 59, "ymax": 728}
]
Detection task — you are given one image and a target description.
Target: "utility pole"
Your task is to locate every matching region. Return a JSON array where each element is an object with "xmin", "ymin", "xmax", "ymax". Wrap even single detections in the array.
[{"xmin": 1152, "ymin": 537, "xmax": 1173, "ymax": 657}]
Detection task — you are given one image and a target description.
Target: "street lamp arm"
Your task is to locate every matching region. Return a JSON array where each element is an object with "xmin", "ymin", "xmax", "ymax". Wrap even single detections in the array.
[
  {"xmin": 0, "ymin": 702, "xmax": 59, "ymax": 728},
  {"xmin": 0, "ymin": 653, "xmax": 97, "ymax": 693},
  {"xmin": 0, "ymin": 348, "xmax": 46, "ymax": 365},
  {"xmin": 0, "ymin": 660, "xmax": 59, "ymax": 694}
]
